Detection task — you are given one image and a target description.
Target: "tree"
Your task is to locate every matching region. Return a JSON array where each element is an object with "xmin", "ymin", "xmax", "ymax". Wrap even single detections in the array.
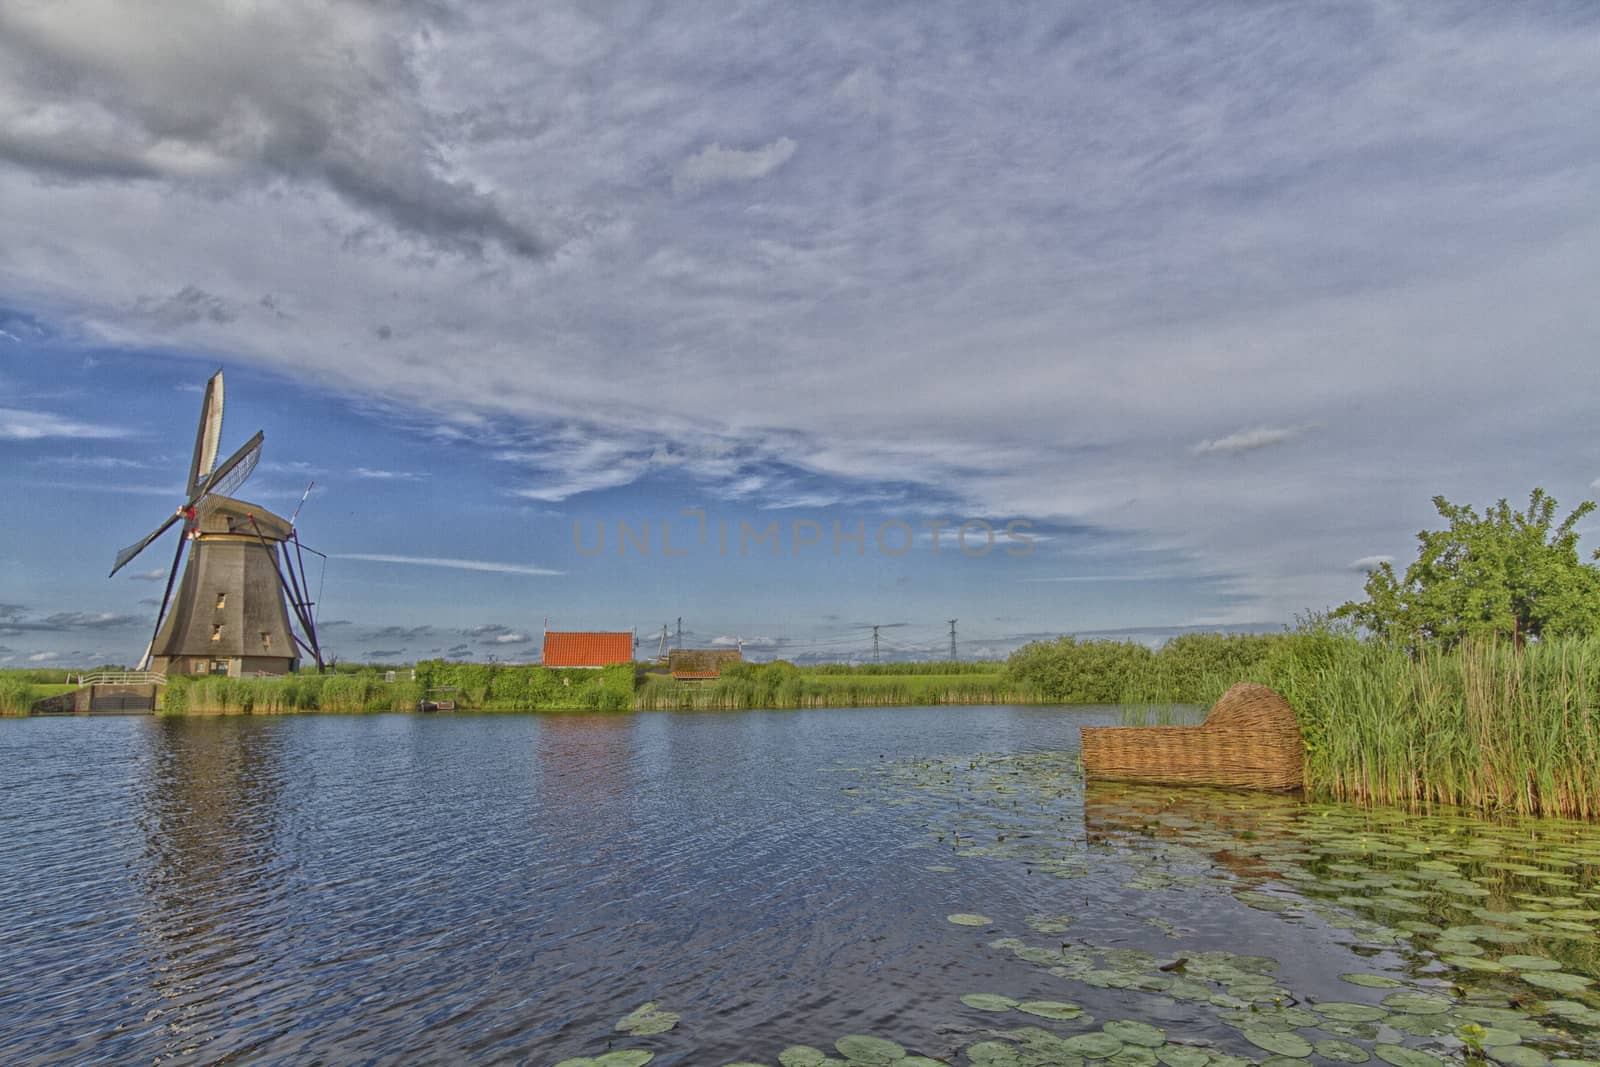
[{"xmin": 1336, "ymin": 488, "xmax": 1600, "ymax": 650}]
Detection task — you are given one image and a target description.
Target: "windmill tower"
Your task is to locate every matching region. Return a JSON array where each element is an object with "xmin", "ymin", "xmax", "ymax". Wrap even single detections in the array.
[{"xmin": 108, "ymin": 371, "xmax": 323, "ymax": 677}]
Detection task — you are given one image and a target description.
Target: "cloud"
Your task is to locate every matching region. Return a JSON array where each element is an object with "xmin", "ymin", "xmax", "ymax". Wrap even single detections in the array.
[
  {"xmin": 1349, "ymin": 555, "xmax": 1394, "ymax": 571},
  {"xmin": 490, "ymin": 631, "xmax": 529, "ymax": 644},
  {"xmin": 0, "ymin": 0, "xmax": 544, "ymax": 257},
  {"xmin": 27, "ymin": 651, "xmax": 59, "ymax": 662},
  {"xmin": 673, "ymin": 137, "xmax": 797, "ymax": 194},
  {"xmin": 353, "ymin": 467, "xmax": 424, "ymax": 480},
  {"xmin": 137, "ymin": 285, "xmax": 235, "ymax": 328},
  {"xmin": 0, "ymin": 408, "xmax": 127, "ymax": 441},
  {"xmin": 0, "ymin": 609, "xmax": 135, "ymax": 634},
  {"xmin": 463, "ymin": 623, "xmax": 530, "ymax": 644},
  {"xmin": 127, "ymin": 568, "xmax": 169, "ymax": 582},
  {"xmin": 1190, "ymin": 425, "xmax": 1312, "ymax": 457},
  {"xmin": 336, "ymin": 553, "xmax": 563, "ymax": 577}
]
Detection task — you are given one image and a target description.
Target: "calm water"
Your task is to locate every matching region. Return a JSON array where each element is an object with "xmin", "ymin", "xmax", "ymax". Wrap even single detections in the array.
[{"xmin": 2, "ymin": 707, "xmax": 1597, "ymax": 1066}]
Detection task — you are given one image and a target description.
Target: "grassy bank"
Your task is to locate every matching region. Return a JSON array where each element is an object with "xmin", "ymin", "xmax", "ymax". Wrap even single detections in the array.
[{"xmin": 635, "ymin": 666, "xmax": 1032, "ymax": 710}]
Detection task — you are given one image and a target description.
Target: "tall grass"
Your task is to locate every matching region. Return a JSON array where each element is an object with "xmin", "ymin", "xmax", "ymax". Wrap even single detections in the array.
[
  {"xmin": 1231, "ymin": 635, "xmax": 1600, "ymax": 818},
  {"xmin": 161, "ymin": 673, "xmax": 423, "ymax": 715},
  {"xmin": 634, "ymin": 671, "xmax": 1034, "ymax": 710}
]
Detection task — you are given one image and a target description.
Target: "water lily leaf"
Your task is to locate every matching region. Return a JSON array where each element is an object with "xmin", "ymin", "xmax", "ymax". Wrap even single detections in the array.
[
  {"xmin": 947, "ymin": 913, "xmax": 994, "ymax": 927},
  {"xmin": 1488, "ymin": 1047, "xmax": 1549, "ymax": 1067},
  {"xmin": 615, "ymin": 1003, "xmax": 679, "ymax": 1036},
  {"xmin": 1243, "ymin": 1030, "xmax": 1312, "ymax": 1058},
  {"xmin": 1061, "ymin": 1033, "xmax": 1125, "ymax": 1059},
  {"xmin": 1497, "ymin": 953, "xmax": 1561, "ymax": 972},
  {"xmin": 1373, "ymin": 1045, "xmax": 1444, "ymax": 1067},
  {"xmin": 1381, "ymin": 992, "xmax": 1453, "ymax": 1015},
  {"xmin": 1314, "ymin": 1003, "xmax": 1389, "ymax": 1023},
  {"xmin": 553, "ymin": 1060, "xmax": 596, "ymax": 1067},
  {"xmin": 963, "ymin": 1040, "xmax": 1019, "ymax": 1065},
  {"xmin": 833, "ymin": 1035, "xmax": 906, "ymax": 1064},
  {"xmin": 1442, "ymin": 955, "xmax": 1507, "ymax": 972},
  {"xmin": 1017, "ymin": 1000, "xmax": 1085, "ymax": 1021},
  {"xmin": 1340, "ymin": 973, "xmax": 1404, "ymax": 989},
  {"xmin": 1155, "ymin": 1046, "xmax": 1210, "ymax": 1067},
  {"xmin": 961, "ymin": 993, "xmax": 1019, "ymax": 1012},
  {"xmin": 1110, "ymin": 1048, "xmax": 1160, "ymax": 1067},
  {"xmin": 1314, "ymin": 1040, "xmax": 1371, "ymax": 1063},
  {"xmin": 1473, "ymin": 1028, "xmax": 1523, "ymax": 1048},
  {"xmin": 1104, "ymin": 1021, "xmax": 1165, "ymax": 1047},
  {"xmin": 779, "ymin": 1048, "xmax": 828, "ymax": 1067},
  {"xmin": 595, "ymin": 1054, "xmax": 654, "ymax": 1067},
  {"xmin": 1519, "ymin": 971, "xmax": 1592, "ymax": 993}
]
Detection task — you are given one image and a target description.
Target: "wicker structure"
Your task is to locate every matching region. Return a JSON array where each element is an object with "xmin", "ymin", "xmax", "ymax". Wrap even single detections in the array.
[{"xmin": 1080, "ymin": 683, "xmax": 1304, "ymax": 791}]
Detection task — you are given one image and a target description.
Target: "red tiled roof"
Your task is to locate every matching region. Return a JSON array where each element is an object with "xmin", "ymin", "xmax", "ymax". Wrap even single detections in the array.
[
  {"xmin": 667, "ymin": 648, "xmax": 742, "ymax": 680},
  {"xmin": 542, "ymin": 631, "xmax": 633, "ymax": 668}
]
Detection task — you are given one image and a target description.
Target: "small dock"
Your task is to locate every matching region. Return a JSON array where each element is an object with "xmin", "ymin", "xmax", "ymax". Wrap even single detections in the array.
[{"xmin": 30, "ymin": 672, "xmax": 164, "ymax": 715}]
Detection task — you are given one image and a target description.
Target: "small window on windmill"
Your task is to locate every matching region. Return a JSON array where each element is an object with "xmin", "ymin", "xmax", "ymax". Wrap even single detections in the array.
[
  {"xmin": 211, "ymin": 624, "xmax": 223, "ymax": 641},
  {"xmin": 216, "ymin": 593, "xmax": 226, "ymax": 610},
  {"xmin": 261, "ymin": 632, "xmax": 271, "ymax": 649}
]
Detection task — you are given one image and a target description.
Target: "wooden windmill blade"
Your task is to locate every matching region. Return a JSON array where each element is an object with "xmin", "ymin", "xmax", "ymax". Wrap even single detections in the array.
[
  {"xmin": 187, "ymin": 370, "xmax": 224, "ymax": 494},
  {"xmin": 109, "ymin": 510, "xmax": 183, "ymax": 577}
]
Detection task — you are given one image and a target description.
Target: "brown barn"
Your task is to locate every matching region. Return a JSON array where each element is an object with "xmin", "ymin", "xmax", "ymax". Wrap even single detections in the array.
[
  {"xmin": 542, "ymin": 631, "xmax": 634, "ymax": 668},
  {"xmin": 668, "ymin": 648, "xmax": 742, "ymax": 681}
]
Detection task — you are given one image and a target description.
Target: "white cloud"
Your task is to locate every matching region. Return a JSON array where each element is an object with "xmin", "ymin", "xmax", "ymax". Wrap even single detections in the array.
[
  {"xmin": 490, "ymin": 631, "xmax": 529, "ymax": 644},
  {"xmin": 28, "ymin": 651, "xmax": 58, "ymax": 661},
  {"xmin": 335, "ymin": 554, "xmax": 563, "ymax": 577},
  {"xmin": 0, "ymin": 408, "xmax": 126, "ymax": 441},
  {"xmin": 354, "ymin": 467, "xmax": 424, "ymax": 480},
  {"xmin": 1190, "ymin": 425, "xmax": 1311, "ymax": 457},
  {"xmin": 1349, "ymin": 555, "xmax": 1394, "ymax": 572},
  {"xmin": 673, "ymin": 137, "xmax": 797, "ymax": 194}
]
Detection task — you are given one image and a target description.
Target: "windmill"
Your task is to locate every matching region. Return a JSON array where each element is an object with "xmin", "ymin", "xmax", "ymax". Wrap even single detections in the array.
[{"xmin": 109, "ymin": 370, "xmax": 324, "ymax": 677}]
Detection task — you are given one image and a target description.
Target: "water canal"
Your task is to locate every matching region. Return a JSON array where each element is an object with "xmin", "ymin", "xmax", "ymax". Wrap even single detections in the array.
[{"xmin": 2, "ymin": 707, "xmax": 1596, "ymax": 1066}]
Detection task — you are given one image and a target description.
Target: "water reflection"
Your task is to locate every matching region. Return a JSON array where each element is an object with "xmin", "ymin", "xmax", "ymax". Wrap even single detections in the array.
[{"xmin": 133, "ymin": 717, "xmax": 288, "ymax": 1063}]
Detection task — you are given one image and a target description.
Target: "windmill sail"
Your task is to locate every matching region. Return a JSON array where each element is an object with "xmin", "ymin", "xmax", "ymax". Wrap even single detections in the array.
[
  {"xmin": 196, "ymin": 431, "xmax": 263, "ymax": 502},
  {"xmin": 188, "ymin": 371, "xmax": 224, "ymax": 494},
  {"xmin": 109, "ymin": 511, "xmax": 181, "ymax": 577}
]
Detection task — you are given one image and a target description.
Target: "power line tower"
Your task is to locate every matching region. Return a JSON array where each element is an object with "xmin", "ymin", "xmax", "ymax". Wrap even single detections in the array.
[
  {"xmin": 948, "ymin": 618, "xmax": 958, "ymax": 661},
  {"xmin": 657, "ymin": 624, "xmax": 669, "ymax": 661},
  {"xmin": 872, "ymin": 625, "xmax": 881, "ymax": 663},
  {"xmin": 676, "ymin": 616, "xmax": 683, "ymax": 651}
]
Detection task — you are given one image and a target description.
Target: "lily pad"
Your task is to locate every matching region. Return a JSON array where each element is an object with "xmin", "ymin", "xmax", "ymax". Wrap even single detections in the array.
[
  {"xmin": 1489, "ymin": 1048, "xmax": 1549, "ymax": 1067},
  {"xmin": 1243, "ymin": 1031, "xmax": 1312, "ymax": 1058},
  {"xmin": 1017, "ymin": 1000, "xmax": 1085, "ymax": 1021},
  {"xmin": 596, "ymin": 1054, "xmax": 655, "ymax": 1067},
  {"xmin": 1519, "ymin": 971, "xmax": 1592, "ymax": 993},
  {"xmin": 1499, "ymin": 955, "xmax": 1561, "ymax": 971},
  {"xmin": 1314, "ymin": 1040, "xmax": 1372, "ymax": 1063},
  {"xmin": 1340, "ymin": 973, "xmax": 1404, "ymax": 988},
  {"xmin": 947, "ymin": 913, "xmax": 994, "ymax": 927},
  {"xmin": 1062, "ymin": 1033, "xmax": 1125, "ymax": 1059},
  {"xmin": 615, "ymin": 1002, "xmax": 680, "ymax": 1036},
  {"xmin": 961, "ymin": 993, "xmax": 1019, "ymax": 1012},
  {"xmin": 834, "ymin": 1035, "xmax": 906, "ymax": 1064},
  {"xmin": 779, "ymin": 1049, "xmax": 828, "ymax": 1067},
  {"xmin": 1104, "ymin": 1021, "xmax": 1165, "ymax": 1047},
  {"xmin": 1314, "ymin": 1002, "xmax": 1389, "ymax": 1023},
  {"xmin": 1373, "ymin": 1045, "xmax": 1444, "ymax": 1067},
  {"xmin": 1381, "ymin": 991, "xmax": 1454, "ymax": 1015},
  {"xmin": 1156, "ymin": 1047, "xmax": 1210, "ymax": 1067}
]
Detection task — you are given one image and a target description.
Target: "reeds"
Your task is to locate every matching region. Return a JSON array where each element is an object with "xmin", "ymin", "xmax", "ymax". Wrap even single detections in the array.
[{"xmin": 1233, "ymin": 635, "xmax": 1600, "ymax": 818}]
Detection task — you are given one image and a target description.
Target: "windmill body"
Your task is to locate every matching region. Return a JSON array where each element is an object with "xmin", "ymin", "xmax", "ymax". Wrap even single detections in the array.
[
  {"xmin": 110, "ymin": 371, "xmax": 323, "ymax": 677},
  {"xmin": 147, "ymin": 496, "xmax": 301, "ymax": 676}
]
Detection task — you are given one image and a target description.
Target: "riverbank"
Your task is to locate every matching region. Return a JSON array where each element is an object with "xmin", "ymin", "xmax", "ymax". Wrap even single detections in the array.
[{"xmin": 7, "ymin": 634, "xmax": 1598, "ymax": 818}]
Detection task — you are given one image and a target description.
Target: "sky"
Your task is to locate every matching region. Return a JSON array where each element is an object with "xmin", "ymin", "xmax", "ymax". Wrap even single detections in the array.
[{"xmin": 2, "ymin": 1, "xmax": 1598, "ymax": 668}]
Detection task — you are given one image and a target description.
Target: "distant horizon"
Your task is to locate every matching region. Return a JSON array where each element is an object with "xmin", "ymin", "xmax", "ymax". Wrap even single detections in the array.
[{"xmin": 4, "ymin": 3, "xmax": 1599, "ymax": 668}]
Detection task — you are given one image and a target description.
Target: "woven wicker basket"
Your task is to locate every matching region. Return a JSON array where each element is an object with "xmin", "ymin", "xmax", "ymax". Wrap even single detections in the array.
[{"xmin": 1080, "ymin": 682, "xmax": 1304, "ymax": 791}]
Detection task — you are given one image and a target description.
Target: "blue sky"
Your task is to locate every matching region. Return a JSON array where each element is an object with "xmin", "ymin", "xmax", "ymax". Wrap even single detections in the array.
[{"xmin": 2, "ymin": 1, "xmax": 1598, "ymax": 667}]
